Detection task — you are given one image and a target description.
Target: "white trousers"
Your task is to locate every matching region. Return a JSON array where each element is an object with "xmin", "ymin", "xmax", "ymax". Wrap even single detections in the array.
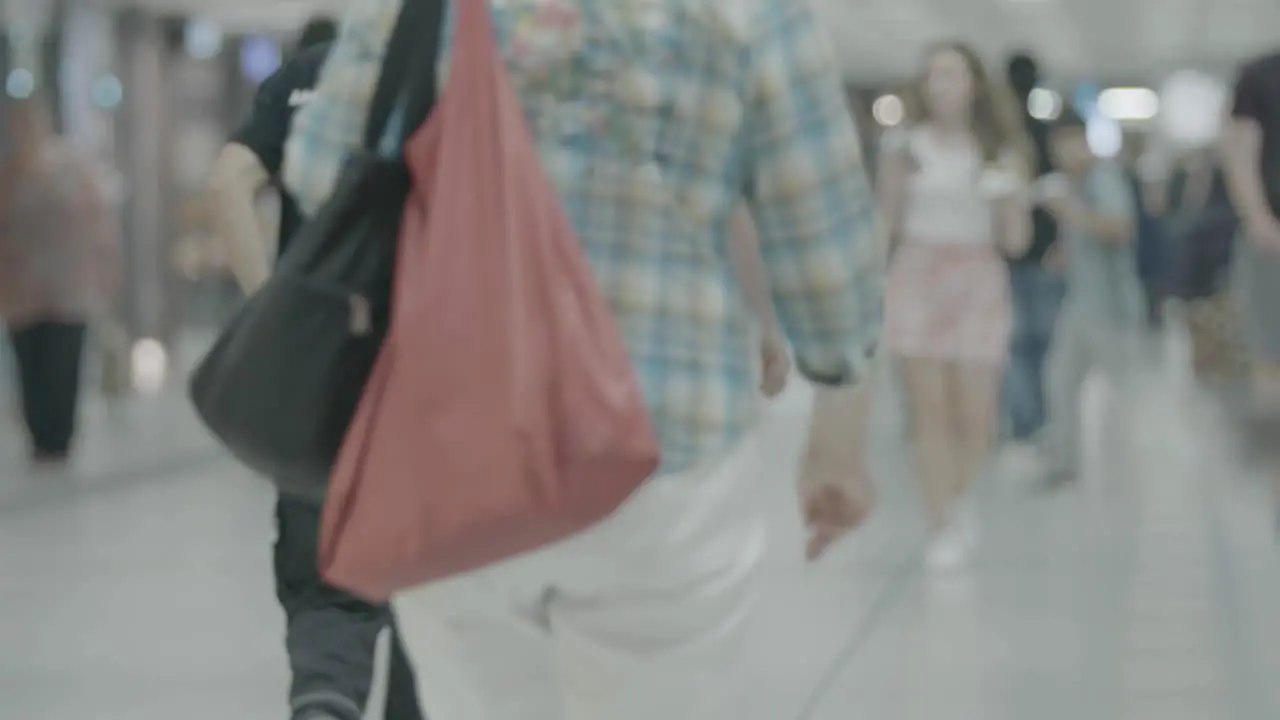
[{"xmin": 393, "ymin": 435, "xmax": 767, "ymax": 720}]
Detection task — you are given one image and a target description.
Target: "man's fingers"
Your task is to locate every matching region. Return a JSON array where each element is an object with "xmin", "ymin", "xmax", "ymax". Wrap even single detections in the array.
[
  {"xmin": 760, "ymin": 360, "xmax": 788, "ymax": 396},
  {"xmin": 806, "ymin": 526, "xmax": 840, "ymax": 561},
  {"xmin": 806, "ymin": 485, "xmax": 865, "ymax": 526}
]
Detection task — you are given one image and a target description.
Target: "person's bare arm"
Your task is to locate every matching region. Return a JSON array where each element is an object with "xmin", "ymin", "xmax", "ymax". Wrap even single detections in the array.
[
  {"xmin": 728, "ymin": 206, "xmax": 776, "ymax": 332},
  {"xmin": 1046, "ymin": 183, "xmax": 1133, "ymax": 245},
  {"xmin": 208, "ymin": 143, "xmax": 273, "ymax": 294},
  {"xmin": 1075, "ymin": 208, "xmax": 1133, "ymax": 244},
  {"xmin": 800, "ymin": 381, "xmax": 875, "ymax": 559},
  {"xmin": 876, "ymin": 140, "xmax": 911, "ymax": 249},
  {"xmin": 1222, "ymin": 61, "xmax": 1280, "ymax": 247},
  {"xmin": 1223, "ymin": 117, "xmax": 1279, "ymax": 239},
  {"xmin": 994, "ymin": 194, "xmax": 1032, "ymax": 255},
  {"xmin": 987, "ymin": 151, "xmax": 1031, "ymax": 256}
]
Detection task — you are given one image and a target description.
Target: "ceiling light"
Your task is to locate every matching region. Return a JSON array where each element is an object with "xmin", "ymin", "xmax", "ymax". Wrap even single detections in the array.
[
  {"xmin": 1086, "ymin": 115, "xmax": 1123, "ymax": 158},
  {"xmin": 91, "ymin": 74, "xmax": 123, "ymax": 109},
  {"xmin": 1159, "ymin": 70, "xmax": 1227, "ymax": 148},
  {"xmin": 1097, "ymin": 87, "xmax": 1159, "ymax": 121},
  {"xmin": 872, "ymin": 94, "xmax": 904, "ymax": 127},
  {"xmin": 1027, "ymin": 88, "xmax": 1061, "ymax": 121},
  {"xmin": 131, "ymin": 338, "xmax": 169, "ymax": 396},
  {"xmin": 184, "ymin": 19, "xmax": 223, "ymax": 60},
  {"xmin": 5, "ymin": 68, "xmax": 35, "ymax": 99}
]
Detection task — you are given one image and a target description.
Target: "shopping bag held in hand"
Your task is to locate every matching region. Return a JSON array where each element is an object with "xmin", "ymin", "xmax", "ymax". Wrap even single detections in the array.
[
  {"xmin": 319, "ymin": 0, "xmax": 660, "ymax": 601},
  {"xmin": 188, "ymin": 0, "xmax": 447, "ymax": 499}
]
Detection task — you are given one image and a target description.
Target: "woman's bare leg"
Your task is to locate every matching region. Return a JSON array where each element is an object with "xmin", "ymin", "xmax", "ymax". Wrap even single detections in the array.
[
  {"xmin": 950, "ymin": 362, "xmax": 1004, "ymax": 499},
  {"xmin": 900, "ymin": 358, "xmax": 962, "ymax": 531}
]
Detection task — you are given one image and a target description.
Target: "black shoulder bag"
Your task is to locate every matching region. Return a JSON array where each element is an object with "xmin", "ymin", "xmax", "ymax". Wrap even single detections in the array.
[{"xmin": 190, "ymin": 0, "xmax": 446, "ymax": 499}]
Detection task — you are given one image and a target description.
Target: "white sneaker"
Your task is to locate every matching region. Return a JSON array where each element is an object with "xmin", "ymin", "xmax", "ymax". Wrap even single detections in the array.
[{"xmin": 925, "ymin": 525, "xmax": 970, "ymax": 570}]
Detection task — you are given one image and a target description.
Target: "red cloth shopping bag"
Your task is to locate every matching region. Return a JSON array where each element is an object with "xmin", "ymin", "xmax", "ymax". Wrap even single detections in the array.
[{"xmin": 318, "ymin": 0, "xmax": 660, "ymax": 601}]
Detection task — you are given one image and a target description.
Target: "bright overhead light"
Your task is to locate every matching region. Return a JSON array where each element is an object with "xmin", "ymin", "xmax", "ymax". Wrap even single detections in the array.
[
  {"xmin": 1097, "ymin": 87, "xmax": 1159, "ymax": 121},
  {"xmin": 1027, "ymin": 88, "xmax": 1061, "ymax": 121},
  {"xmin": 131, "ymin": 338, "xmax": 169, "ymax": 395},
  {"xmin": 872, "ymin": 94, "xmax": 904, "ymax": 127},
  {"xmin": 1159, "ymin": 70, "xmax": 1227, "ymax": 148},
  {"xmin": 1087, "ymin": 115, "xmax": 1123, "ymax": 158},
  {"xmin": 6, "ymin": 68, "xmax": 35, "ymax": 99},
  {"xmin": 184, "ymin": 18, "xmax": 223, "ymax": 60}
]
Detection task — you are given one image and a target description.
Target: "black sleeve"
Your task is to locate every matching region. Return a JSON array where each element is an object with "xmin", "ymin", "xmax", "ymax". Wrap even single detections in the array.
[
  {"xmin": 229, "ymin": 45, "xmax": 327, "ymax": 176},
  {"xmin": 1031, "ymin": 120, "xmax": 1054, "ymax": 177},
  {"xmin": 1230, "ymin": 59, "xmax": 1266, "ymax": 123}
]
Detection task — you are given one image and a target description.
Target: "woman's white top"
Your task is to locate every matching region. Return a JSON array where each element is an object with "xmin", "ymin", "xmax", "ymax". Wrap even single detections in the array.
[{"xmin": 884, "ymin": 126, "xmax": 1021, "ymax": 247}]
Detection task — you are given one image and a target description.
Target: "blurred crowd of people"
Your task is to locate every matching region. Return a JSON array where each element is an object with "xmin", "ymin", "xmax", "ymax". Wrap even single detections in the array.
[
  {"xmin": 873, "ymin": 42, "xmax": 1280, "ymax": 569},
  {"xmin": 1, "ymin": 1, "xmax": 1278, "ymax": 719}
]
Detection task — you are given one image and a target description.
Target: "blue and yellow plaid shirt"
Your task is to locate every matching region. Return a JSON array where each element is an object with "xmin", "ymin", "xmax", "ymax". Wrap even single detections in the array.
[{"xmin": 283, "ymin": 0, "xmax": 883, "ymax": 474}]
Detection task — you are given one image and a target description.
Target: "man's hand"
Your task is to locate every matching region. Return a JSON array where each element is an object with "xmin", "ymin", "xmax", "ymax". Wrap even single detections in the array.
[
  {"xmin": 760, "ymin": 331, "xmax": 791, "ymax": 397},
  {"xmin": 797, "ymin": 385, "xmax": 876, "ymax": 560},
  {"xmin": 799, "ymin": 453, "xmax": 876, "ymax": 561},
  {"xmin": 1245, "ymin": 215, "xmax": 1280, "ymax": 252}
]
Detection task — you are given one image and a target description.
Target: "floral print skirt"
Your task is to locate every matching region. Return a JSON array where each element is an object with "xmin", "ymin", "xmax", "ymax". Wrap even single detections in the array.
[{"xmin": 885, "ymin": 242, "xmax": 1012, "ymax": 365}]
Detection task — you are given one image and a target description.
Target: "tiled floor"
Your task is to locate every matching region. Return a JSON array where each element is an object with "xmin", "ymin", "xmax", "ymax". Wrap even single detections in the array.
[{"xmin": 2, "ymin": 332, "xmax": 1278, "ymax": 720}]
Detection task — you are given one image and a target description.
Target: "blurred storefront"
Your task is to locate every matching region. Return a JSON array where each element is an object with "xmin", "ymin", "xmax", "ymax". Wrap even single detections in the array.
[{"xmin": 1, "ymin": 3, "xmax": 291, "ymax": 395}]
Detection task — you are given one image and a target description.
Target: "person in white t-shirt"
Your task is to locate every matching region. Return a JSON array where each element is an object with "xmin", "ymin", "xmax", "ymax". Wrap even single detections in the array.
[{"xmin": 878, "ymin": 41, "xmax": 1032, "ymax": 569}]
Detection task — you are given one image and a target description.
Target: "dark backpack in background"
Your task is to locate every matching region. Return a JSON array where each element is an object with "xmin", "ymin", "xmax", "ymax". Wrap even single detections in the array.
[{"xmin": 1168, "ymin": 169, "xmax": 1239, "ymax": 301}]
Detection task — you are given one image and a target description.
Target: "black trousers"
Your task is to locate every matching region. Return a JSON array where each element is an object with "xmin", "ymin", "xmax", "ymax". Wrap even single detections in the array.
[
  {"xmin": 8, "ymin": 321, "xmax": 87, "ymax": 456},
  {"xmin": 274, "ymin": 496, "xmax": 424, "ymax": 720}
]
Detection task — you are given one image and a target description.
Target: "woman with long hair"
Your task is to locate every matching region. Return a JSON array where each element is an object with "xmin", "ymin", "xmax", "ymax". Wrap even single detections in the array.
[
  {"xmin": 0, "ymin": 96, "xmax": 119, "ymax": 465},
  {"xmin": 878, "ymin": 42, "xmax": 1032, "ymax": 568}
]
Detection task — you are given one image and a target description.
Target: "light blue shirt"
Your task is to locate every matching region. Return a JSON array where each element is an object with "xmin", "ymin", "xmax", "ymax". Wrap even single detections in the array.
[
  {"xmin": 1062, "ymin": 161, "xmax": 1145, "ymax": 326},
  {"xmin": 282, "ymin": 0, "xmax": 884, "ymax": 474}
]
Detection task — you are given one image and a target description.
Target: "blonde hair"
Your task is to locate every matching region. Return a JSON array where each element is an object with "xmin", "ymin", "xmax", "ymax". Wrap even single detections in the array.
[{"xmin": 903, "ymin": 41, "xmax": 1032, "ymax": 174}]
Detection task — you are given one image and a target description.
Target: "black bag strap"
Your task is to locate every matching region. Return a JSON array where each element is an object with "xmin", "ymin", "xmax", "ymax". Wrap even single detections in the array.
[{"xmin": 362, "ymin": 0, "xmax": 448, "ymax": 150}]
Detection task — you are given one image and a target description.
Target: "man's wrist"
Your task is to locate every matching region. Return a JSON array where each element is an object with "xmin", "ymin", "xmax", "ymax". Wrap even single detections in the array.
[
  {"xmin": 1244, "ymin": 213, "xmax": 1279, "ymax": 234},
  {"xmin": 807, "ymin": 383, "xmax": 872, "ymax": 456}
]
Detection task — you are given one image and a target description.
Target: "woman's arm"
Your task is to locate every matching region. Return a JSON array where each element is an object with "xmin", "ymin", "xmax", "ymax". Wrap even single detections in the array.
[
  {"xmin": 993, "ymin": 193, "xmax": 1032, "ymax": 256},
  {"xmin": 1222, "ymin": 64, "xmax": 1280, "ymax": 247},
  {"xmin": 986, "ymin": 149, "xmax": 1032, "ymax": 256},
  {"xmin": 876, "ymin": 138, "xmax": 911, "ymax": 249},
  {"xmin": 1044, "ymin": 165, "xmax": 1134, "ymax": 245}
]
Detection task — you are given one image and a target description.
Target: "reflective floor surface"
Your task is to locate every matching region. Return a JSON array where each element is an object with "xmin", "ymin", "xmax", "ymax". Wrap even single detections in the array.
[{"xmin": 2, "ymin": 330, "xmax": 1278, "ymax": 720}]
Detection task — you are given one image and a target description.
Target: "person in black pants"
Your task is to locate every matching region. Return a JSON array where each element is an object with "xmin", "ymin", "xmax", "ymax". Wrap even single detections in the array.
[
  {"xmin": 206, "ymin": 18, "xmax": 424, "ymax": 720},
  {"xmin": 0, "ymin": 95, "xmax": 118, "ymax": 465},
  {"xmin": 1001, "ymin": 53, "xmax": 1064, "ymax": 446},
  {"xmin": 9, "ymin": 322, "xmax": 87, "ymax": 460}
]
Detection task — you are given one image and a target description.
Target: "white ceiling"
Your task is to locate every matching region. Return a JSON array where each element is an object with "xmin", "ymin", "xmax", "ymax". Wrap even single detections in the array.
[
  {"xmin": 813, "ymin": 0, "xmax": 1279, "ymax": 85},
  {"xmin": 103, "ymin": 0, "xmax": 1279, "ymax": 83}
]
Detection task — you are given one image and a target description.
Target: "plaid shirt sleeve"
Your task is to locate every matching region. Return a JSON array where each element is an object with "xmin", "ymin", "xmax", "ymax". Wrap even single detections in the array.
[
  {"xmin": 282, "ymin": 0, "xmax": 399, "ymax": 217},
  {"xmin": 741, "ymin": 2, "xmax": 884, "ymax": 386}
]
